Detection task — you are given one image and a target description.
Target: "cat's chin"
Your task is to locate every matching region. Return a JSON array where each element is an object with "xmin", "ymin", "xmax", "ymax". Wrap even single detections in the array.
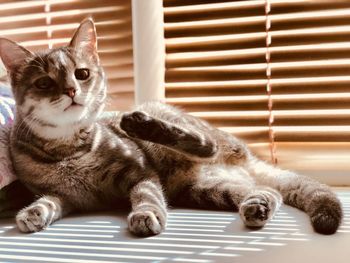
[
  {"xmin": 61, "ymin": 107, "xmax": 89, "ymax": 124},
  {"xmin": 31, "ymin": 111, "xmax": 92, "ymax": 140}
]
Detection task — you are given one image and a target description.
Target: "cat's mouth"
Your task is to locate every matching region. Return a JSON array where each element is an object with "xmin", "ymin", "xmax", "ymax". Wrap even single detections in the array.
[{"xmin": 64, "ymin": 101, "xmax": 84, "ymax": 111}]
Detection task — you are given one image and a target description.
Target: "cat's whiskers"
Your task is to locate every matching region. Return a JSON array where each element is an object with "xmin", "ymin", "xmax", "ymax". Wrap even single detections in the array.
[
  {"xmin": 50, "ymin": 98, "xmax": 65, "ymax": 107},
  {"xmin": 15, "ymin": 111, "xmax": 35, "ymax": 142},
  {"xmin": 14, "ymin": 118, "xmax": 26, "ymax": 141},
  {"xmin": 23, "ymin": 116, "xmax": 38, "ymax": 142}
]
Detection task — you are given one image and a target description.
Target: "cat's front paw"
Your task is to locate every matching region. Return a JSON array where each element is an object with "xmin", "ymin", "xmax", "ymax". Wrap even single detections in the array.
[
  {"xmin": 120, "ymin": 111, "xmax": 152, "ymax": 138},
  {"xmin": 16, "ymin": 205, "xmax": 53, "ymax": 233},
  {"xmin": 128, "ymin": 209, "xmax": 166, "ymax": 236}
]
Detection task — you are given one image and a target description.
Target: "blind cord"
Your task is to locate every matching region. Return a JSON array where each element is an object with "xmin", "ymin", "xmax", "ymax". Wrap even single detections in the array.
[{"xmin": 265, "ymin": 0, "xmax": 277, "ymax": 164}]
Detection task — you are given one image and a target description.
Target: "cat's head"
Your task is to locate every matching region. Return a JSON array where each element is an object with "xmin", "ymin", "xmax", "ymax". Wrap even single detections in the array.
[{"xmin": 0, "ymin": 18, "xmax": 107, "ymax": 139}]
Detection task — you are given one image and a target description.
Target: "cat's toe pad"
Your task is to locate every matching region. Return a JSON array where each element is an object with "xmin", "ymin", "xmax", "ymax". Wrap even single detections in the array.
[
  {"xmin": 16, "ymin": 205, "xmax": 52, "ymax": 233},
  {"xmin": 240, "ymin": 199, "xmax": 270, "ymax": 228},
  {"xmin": 120, "ymin": 111, "xmax": 151, "ymax": 133},
  {"xmin": 128, "ymin": 210, "xmax": 166, "ymax": 236}
]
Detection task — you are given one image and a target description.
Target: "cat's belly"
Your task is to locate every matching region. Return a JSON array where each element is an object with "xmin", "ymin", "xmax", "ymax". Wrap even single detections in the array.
[
  {"xmin": 164, "ymin": 163, "xmax": 255, "ymax": 200},
  {"xmin": 13, "ymin": 146, "xmax": 144, "ymax": 211}
]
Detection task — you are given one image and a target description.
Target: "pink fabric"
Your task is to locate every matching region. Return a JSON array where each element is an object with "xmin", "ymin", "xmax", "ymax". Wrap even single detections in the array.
[
  {"xmin": 0, "ymin": 83, "xmax": 17, "ymax": 189},
  {"xmin": 0, "ymin": 124, "xmax": 16, "ymax": 189}
]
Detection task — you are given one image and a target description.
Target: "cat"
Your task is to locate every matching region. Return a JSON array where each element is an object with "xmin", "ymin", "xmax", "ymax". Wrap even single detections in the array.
[{"xmin": 0, "ymin": 18, "xmax": 342, "ymax": 236}]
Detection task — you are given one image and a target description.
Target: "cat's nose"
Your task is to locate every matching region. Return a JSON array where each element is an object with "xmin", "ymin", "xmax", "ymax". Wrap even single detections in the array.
[{"xmin": 64, "ymin": 88, "xmax": 76, "ymax": 98}]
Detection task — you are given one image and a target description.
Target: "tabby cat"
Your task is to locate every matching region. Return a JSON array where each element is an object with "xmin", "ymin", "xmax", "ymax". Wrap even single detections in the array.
[{"xmin": 0, "ymin": 19, "xmax": 342, "ymax": 236}]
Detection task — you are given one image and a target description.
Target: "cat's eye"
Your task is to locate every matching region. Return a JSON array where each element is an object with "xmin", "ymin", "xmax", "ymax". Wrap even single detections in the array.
[
  {"xmin": 74, "ymin": 68, "xmax": 90, "ymax": 80},
  {"xmin": 34, "ymin": 76, "xmax": 54, "ymax": 89}
]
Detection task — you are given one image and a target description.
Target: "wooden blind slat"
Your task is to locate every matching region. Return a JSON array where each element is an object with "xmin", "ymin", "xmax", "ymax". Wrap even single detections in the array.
[
  {"xmin": 166, "ymin": 42, "xmax": 350, "ymax": 68},
  {"xmin": 166, "ymin": 25, "xmax": 350, "ymax": 52},
  {"xmin": 191, "ymin": 110, "xmax": 350, "ymax": 127}
]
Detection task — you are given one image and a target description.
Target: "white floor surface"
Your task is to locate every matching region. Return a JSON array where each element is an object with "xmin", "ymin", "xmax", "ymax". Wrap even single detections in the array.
[{"xmin": 0, "ymin": 188, "xmax": 349, "ymax": 263}]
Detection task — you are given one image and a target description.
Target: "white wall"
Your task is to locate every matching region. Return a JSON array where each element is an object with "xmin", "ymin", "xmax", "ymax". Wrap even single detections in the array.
[{"xmin": 131, "ymin": 0, "xmax": 166, "ymax": 105}]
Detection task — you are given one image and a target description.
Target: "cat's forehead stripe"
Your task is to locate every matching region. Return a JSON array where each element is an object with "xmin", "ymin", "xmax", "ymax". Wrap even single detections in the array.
[
  {"xmin": 58, "ymin": 50, "xmax": 68, "ymax": 67},
  {"xmin": 48, "ymin": 49, "xmax": 75, "ymax": 68}
]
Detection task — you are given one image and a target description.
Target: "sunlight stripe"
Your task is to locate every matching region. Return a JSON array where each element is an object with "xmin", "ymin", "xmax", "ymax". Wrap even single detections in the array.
[
  {"xmin": 224, "ymin": 246, "xmax": 263, "ymax": 252},
  {"xmin": 291, "ymin": 233, "xmax": 308, "ymax": 236},
  {"xmin": 201, "ymin": 252, "xmax": 239, "ymax": 257},
  {"xmin": 249, "ymin": 241, "xmax": 285, "ymax": 246},
  {"xmin": 271, "ymin": 237, "xmax": 309, "ymax": 241},
  {"xmin": 264, "ymin": 227, "xmax": 299, "ymax": 231},
  {"xmin": 150, "ymin": 237, "xmax": 244, "ymax": 244},
  {"xmin": 173, "ymin": 258, "xmax": 210, "ymax": 263},
  {"xmin": 167, "ymin": 219, "xmax": 231, "ymax": 224},
  {"xmin": 270, "ymin": 219, "xmax": 297, "ymax": 223},
  {"xmin": 167, "ymin": 223, "xmax": 226, "ymax": 228},
  {"xmin": 166, "ymin": 227, "xmax": 224, "ymax": 232},
  {"xmin": 53, "ymin": 224, "xmax": 120, "ymax": 228},
  {"xmin": 266, "ymin": 223, "xmax": 299, "ymax": 226},
  {"xmin": 46, "ymin": 228, "xmax": 119, "ymax": 233},
  {"xmin": 273, "ymin": 216, "xmax": 294, "ymax": 219},
  {"xmin": 163, "ymin": 232, "xmax": 264, "ymax": 239},
  {"xmin": 0, "ymin": 241, "xmax": 192, "ymax": 255},
  {"xmin": 249, "ymin": 231, "xmax": 286, "ymax": 235},
  {"xmin": 0, "ymin": 236, "xmax": 218, "ymax": 249},
  {"xmin": 87, "ymin": 221, "xmax": 112, "ymax": 224},
  {"xmin": 169, "ymin": 212, "xmax": 234, "ymax": 217},
  {"xmin": 337, "ymin": 230, "xmax": 350, "ymax": 233},
  {"xmin": 34, "ymin": 232, "xmax": 114, "ymax": 238},
  {"xmin": 0, "ymin": 254, "xmax": 125, "ymax": 263},
  {"xmin": 0, "ymin": 247, "xmax": 166, "ymax": 261},
  {"xmin": 168, "ymin": 216, "xmax": 235, "ymax": 220}
]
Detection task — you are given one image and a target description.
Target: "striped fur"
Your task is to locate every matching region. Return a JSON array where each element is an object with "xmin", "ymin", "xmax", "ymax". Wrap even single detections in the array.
[{"xmin": 0, "ymin": 19, "xmax": 342, "ymax": 236}]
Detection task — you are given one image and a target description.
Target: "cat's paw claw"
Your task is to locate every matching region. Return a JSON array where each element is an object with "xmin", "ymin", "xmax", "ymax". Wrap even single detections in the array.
[
  {"xmin": 16, "ymin": 205, "xmax": 51, "ymax": 233},
  {"xmin": 128, "ymin": 210, "xmax": 166, "ymax": 236}
]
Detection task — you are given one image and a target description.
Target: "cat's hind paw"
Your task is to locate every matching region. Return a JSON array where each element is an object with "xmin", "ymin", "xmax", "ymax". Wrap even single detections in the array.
[
  {"xmin": 309, "ymin": 194, "xmax": 342, "ymax": 235},
  {"xmin": 128, "ymin": 209, "xmax": 166, "ymax": 236},
  {"xmin": 240, "ymin": 200, "xmax": 270, "ymax": 228}
]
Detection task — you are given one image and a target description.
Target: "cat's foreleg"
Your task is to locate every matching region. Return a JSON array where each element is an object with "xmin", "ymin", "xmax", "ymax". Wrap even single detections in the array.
[
  {"xmin": 239, "ymin": 186, "xmax": 282, "ymax": 228},
  {"xmin": 128, "ymin": 179, "xmax": 167, "ymax": 236},
  {"xmin": 16, "ymin": 196, "xmax": 71, "ymax": 233},
  {"xmin": 120, "ymin": 111, "xmax": 218, "ymax": 158}
]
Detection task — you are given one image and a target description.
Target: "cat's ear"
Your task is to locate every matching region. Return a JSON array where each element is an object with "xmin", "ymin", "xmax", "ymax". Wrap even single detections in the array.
[
  {"xmin": 0, "ymin": 38, "xmax": 33, "ymax": 72},
  {"xmin": 69, "ymin": 18, "xmax": 98, "ymax": 58}
]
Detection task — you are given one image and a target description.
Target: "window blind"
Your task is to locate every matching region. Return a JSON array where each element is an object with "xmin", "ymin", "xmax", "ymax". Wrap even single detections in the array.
[
  {"xmin": 0, "ymin": 0, "xmax": 134, "ymax": 111},
  {"xmin": 163, "ymin": 0, "xmax": 350, "ymax": 185}
]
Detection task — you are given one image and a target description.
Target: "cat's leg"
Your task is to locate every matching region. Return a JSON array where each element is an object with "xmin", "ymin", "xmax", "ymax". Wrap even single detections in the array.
[
  {"xmin": 128, "ymin": 179, "xmax": 167, "ymax": 236},
  {"xmin": 173, "ymin": 176, "xmax": 252, "ymax": 211},
  {"xmin": 239, "ymin": 186, "xmax": 282, "ymax": 228},
  {"xmin": 120, "ymin": 102, "xmax": 249, "ymax": 163},
  {"xmin": 170, "ymin": 166, "xmax": 281, "ymax": 228},
  {"xmin": 120, "ymin": 110, "xmax": 218, "ymax": 158},
  {"xmin": 245, "ymin": 156, "xmax": 343, "ymax": 234},
  {"xmin": 16, "ymin": 195, "xmax": 71, "ymax": 233}
]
